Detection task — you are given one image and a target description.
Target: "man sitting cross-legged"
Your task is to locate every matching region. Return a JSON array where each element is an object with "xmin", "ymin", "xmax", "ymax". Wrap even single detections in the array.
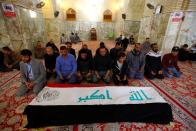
[
  {"xmin": 110, "ymin": 41, "xmax": 124, "ymax": 63},
  {"xmin": 93, "ymin": 47, "xmax": 112, "ymax": 84},
  {"xmin": 16, "ymin": 49, "xmax": 46, "ymax": 97},
  {"xmin": 77, "ymin": 49, "xmax": 93, "ymax": 83},
  {"xmin": 56, "ymin": 46, "xmax": 77, "ymax": 83},
  {"xmin": 127, "ymin": 43, "xmax": 145, "ymax": 80},
  {"xmin": 144, "ymin": 43, "xmax": 164, "ymax": 79},
  {"xmin": 2, "ymin": 46, "xmax": 21, "ymax": 70},
  {"xmin": 78, "ymin": 44, "xmax": 93, "ymax": 59},
  {"xmin": 44, "ymin": 46, "xmax": 59, "ymax": 80},
  {"xmin": 162, "ymin": 46, "xmax": 182, "ymax": 78}
]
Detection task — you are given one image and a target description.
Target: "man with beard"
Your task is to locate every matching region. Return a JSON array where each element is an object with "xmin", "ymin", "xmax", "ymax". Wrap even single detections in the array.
[
  {"xmin": 95, "ymin": 42, "xmax": 109, "ymax": 56},
  {"xmin": 44, "ymin": 46, "xmax": 59, "ymax": 80},
  {"xmin": 34, "ymin": 41, "xmax": 45, "ymax": 59},
  {"xmin": 16, "ymin": 49, "xmax": 46, "ymax": 97},
  {"xmin": 46, "ymin": 39, "xmax": 59, "ymax": 54},
  {"xmin": 127, "ymin": 43, "xmax": 145, "ymax": 80},
  {"xmin": 93, "ymin": 47, "xmax": 112, "ymax": 84},
  {"xmin": 78, "ymin": 44, "xmax": 93, "ymax": 59},
  {"xmin": 77, "ymin": 49, "xmax": 93, "ymax": 83},
  {"xmin": 2, "ymin": 46, "xmax": 20, "ymax": 70},
  {"xmin": 66, "ymin": 42, "xmax": 76, "ymax": 58},
  {"xmin": 144, "ymin": 43, "xmax": 164, "ymax": 79},
  {"xmin": 56, "ymin": 46, "xmax": 77, "ymax": 83},
  {"xmin": 129, "ymin": 35, "xmax": 135, "ymax": 45},
  {"xmin": 110, "ymin": 41, "xmax": 124, "ymax": 63}
]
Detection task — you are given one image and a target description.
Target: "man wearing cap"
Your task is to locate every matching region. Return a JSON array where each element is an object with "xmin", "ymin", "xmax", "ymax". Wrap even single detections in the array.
[{"xmin": 162, "ymin": 46, "xmax": 181, "ymax": 78}]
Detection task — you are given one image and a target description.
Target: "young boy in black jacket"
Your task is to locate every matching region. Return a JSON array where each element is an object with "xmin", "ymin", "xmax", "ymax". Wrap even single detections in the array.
[{"xmin": 112, "ymin": 52, "xmax": 128, "ymax": 85}]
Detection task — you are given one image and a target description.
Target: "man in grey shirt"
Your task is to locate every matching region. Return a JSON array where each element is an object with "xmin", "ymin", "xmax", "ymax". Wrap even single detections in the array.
[
  {"xmin": 16, "ymin": 49, "xmax": 46, "ymax": 97},
  {"xmin": 127, "ymin": 43, "xmax": 145, "ymax": 80}
]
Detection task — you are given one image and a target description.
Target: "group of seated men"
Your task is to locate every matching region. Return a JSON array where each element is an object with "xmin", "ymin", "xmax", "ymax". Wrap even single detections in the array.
[{"xmin": 1, "ymin": 40, "xmax": 194, "ymax": 97}]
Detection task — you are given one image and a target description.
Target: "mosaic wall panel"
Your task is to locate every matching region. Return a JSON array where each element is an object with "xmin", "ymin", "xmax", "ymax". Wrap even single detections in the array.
[
  {"xmin": 138, "ymin": 17, "xmax": 152, "ymax": 42},
  {"xmin": 176, "ymin": 11, "xmax": 196, "ymax": 47},
  {"xmin": 44, "ymin": 19, "xmax": 64, "ymax": 44},
  {"xmin": 45, "ymin": 19, "xmax": 116, "ymax": 43},
  {"xmin": 64, "ymin": 21, "xmax": 115, "ymax": 41},
  {"xmin": 162, "ymin": 11, "xmax": 196, "ymax": 55},
  {"xmin": 115, "ymin": 20, "xmax": 141, "ymax": 41},
  {"xmin": 44, "ymin": 19, "xmax": 141, "ymax": 44},
  {"xmin": 0, "ymin": 7, "xmax": 11, "ymax": 48},
  {"xmin": 138, "ymin": 13, "xmax": 170, "ymax": 48},
  {"xmin": 0, "ymin": 5, "xmax": 45, "ymax": 51}
]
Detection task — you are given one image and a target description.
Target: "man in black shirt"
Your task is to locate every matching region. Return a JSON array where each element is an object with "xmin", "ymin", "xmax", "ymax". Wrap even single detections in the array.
[
  {"xmin": 93, "ymin": 47, "xmax": 112, "ymax": 84},
  {"xmin": 78, "ymin": 44, "xmax": 93, "ymax": 59},
  {"xmin": 44, "ymin": 46, "xmax": 59, "ymax": 80},
  {"xmin": 0, "ymin": 51, "xmax": 11, "ymax": 72},
  {"xmin": 190, "ymin": 44, "xmax": 196, "ymax": 61},
  {"xmin": 77, "ymin": 49, "xmax": 93, "ymax": 83},
  {"xmin": 144, "ymin": 43, "xmax": 164, "ymax": 79},
  {"xmin": 66, "ymin": 42, "xmax": 76, "ymax": 58},
  {"xmin": 121, "ymin": 35, "xmax": 129, "ymax": 51},
  {"xmin": 46, "ymin": 39, "xmax": 59, "ymax": 54},
  {"xmin": 178, "ymin": 44, "xmax": 189, "ymax": 61},
  {"xmin": 95, "ymin": 42, "xmax": 109, "ymax": 56},
  {"xmin": 110, "ymin": 42, "xmax": 124, "ymax": 62},
  {"xmin": 129, "ymin": 35, "xmax": 135, "ymax": 45}
]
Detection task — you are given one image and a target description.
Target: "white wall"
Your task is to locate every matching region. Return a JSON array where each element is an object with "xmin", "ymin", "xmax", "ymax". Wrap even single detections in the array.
[
  {"xmin": 42, "ymin": 0, "xmax": 119, "ymax": 21},
  {"xmin": 161, "ymin": 11, "xmax": 196, "ymax": 55}
]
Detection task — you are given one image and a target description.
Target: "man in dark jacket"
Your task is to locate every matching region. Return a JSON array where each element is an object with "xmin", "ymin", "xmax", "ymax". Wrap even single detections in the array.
[
  {"xmin": 44, "ymin": 46, "xmax": 59, "ymax": 80},
  {"xmin": 77, "ymin": 49, "xmax": 93, "ymax": 83},
  {"xmin": 162, "ymin": 46, "xmax": 181, "ymax": 78},
  {"xmin": 112, "ymin": 52, "xmax": 128, "ymax": 85},
  {"xmin": 95, "ymin": 42, "xmax": 109, "ymax": 55},
  {"xmin": 121, "ymin": 35, "xmax": 129, "ymax": 51},
  {"xmin": 78, "ymin": 44, "xmax": 93, "ymax": 59},
  {"xmin": 93, "ymin": 47, "xmax": 112, "ymax": 84},
  {"xmin": 0, "ymin": 51, "xmax": 11, "ymax": 72},
  {"xmin": 144, "ymin": 43, "xmax": 164, "ymax": 79},
  {"xmin": 110, "ymin": 41, "xmax": 124, "ymax": 63},
  {"xmin": 66, "ymin": 42, "xmax": 76, "ymax": 58},
  {"xmin": 129, "ymin": 35, "xmax": 135, "ymax": 45},
  {"xmin": 46, "ymin": 39, "xmax": 59, "ymax": 54},
  {"xmin": 2, "ymin": 46, "xmax": 20, "ymax": 70},
  {"xmin": 178, "ymin": 44, "xmax": 189, "ymax": 61}
]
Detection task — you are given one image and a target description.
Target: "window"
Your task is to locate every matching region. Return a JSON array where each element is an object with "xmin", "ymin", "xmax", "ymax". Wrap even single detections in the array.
[
  {"xmin": 66, "ymin": 8, "xmax": 76, "ymax": 21},
  {"xmin": 103, "ymin": 9, "xmax": 112, "ymax": 22}
]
